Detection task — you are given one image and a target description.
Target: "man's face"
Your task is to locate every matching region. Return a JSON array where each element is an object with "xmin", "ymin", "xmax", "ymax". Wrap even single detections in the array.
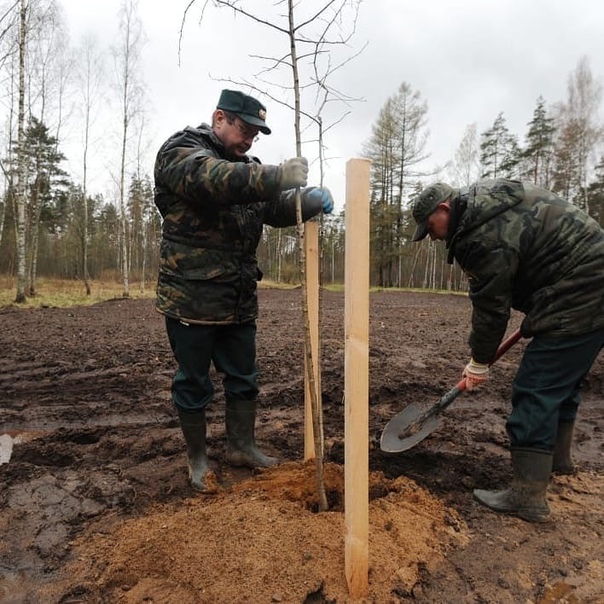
[
  {"xmin": 426, "ymin": 202, "xmax": 451, "ymax": 240},
  {"xmin": 213, "ymin": 110, "xmax": 260, "ymax": 159}
]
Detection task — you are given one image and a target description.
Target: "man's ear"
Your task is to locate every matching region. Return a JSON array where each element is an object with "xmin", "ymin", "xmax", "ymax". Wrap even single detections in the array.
[{"xmin": 438, "ymin": 201, "xmax": 451, "ymax": 213}]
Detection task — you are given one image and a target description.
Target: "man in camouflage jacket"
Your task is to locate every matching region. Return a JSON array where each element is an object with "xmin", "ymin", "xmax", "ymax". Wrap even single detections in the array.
[
  {"xmin": 412, "ymin": 179, "xmax": 604, "ymax": 522},
  {"xmin": 154, "ymin": 89, "xmax": 333, "ymax": 493}
]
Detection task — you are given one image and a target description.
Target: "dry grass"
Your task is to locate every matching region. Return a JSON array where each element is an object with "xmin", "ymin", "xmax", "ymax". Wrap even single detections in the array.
[
  {"xmin": 0, "ymin": 277, "xmax": 156, "ymax": 310},
  {"xmin": 0, "ymin": 277, "xmax": 303, "ymax": 310},
  {"xmin": 0, "ymin": 277, "xmax": 458, "ymax": 310}
]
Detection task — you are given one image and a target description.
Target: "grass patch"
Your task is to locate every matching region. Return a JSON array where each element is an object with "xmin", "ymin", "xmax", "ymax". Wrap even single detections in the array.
[
  {"xmin": 0, "ymin": 278, "xmax": 155, "ymax": 310},
  {"xmin": 0, "ymin": 278, "xmax": 300, "ymax": 309},
  {"xmin": 0, "ymin": 277, "xmax": 467, "ymax": 310}
]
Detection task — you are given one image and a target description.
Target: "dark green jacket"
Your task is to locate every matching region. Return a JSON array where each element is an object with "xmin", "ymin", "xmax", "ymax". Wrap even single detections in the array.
[
  {"xmin": 447, "ymin": 179, "xmax": 604, "ymax": 363},
  {"xmin": 154, "ymin": 124, "xmax": 322, "ymax": 324}
]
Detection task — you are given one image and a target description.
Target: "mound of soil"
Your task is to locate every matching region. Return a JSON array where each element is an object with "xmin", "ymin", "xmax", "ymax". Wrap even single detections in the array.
[{"xmin": 0, "ymin": 289, "xmax": 602, "ymax": 603}]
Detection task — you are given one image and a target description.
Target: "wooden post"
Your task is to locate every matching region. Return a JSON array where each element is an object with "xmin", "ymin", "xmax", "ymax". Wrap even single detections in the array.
[
  {"xmin": 344, "ymin": 158, "xmax": 371, "ymax": 599},
  {"xmin": 304, "ymin": 220, "xmax": 321, "ymax": 459}
]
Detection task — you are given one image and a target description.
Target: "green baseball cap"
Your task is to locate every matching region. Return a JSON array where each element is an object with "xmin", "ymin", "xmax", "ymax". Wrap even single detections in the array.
[
  {"xmin": 216, "ymin": 89, "xmax": 271, "ymax": 135},
  {"xmin": 411, "ymin": 182, "xmax": 455, "ymax": 241}
]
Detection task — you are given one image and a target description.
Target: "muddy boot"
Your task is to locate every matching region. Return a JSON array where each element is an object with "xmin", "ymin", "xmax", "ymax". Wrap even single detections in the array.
[
  {"xmin": 225, "ymin": 397, "xmax": 278, "ymax": 469},
  {"xmin": 553, "ymin": 421, "xmax": 576, "ymax": 475},
  {"xmin": 177, "ymin": 408, "xmax": 215, "ymax": 493},
  {"xmin": 473, "ymin": 448, "xmax": 553, "ymax": 523}
]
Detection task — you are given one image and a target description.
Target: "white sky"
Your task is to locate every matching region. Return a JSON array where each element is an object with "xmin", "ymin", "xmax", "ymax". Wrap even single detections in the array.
[{"xmin": 58, "ymin": 0, "xmax": 604, "ymax": 212}]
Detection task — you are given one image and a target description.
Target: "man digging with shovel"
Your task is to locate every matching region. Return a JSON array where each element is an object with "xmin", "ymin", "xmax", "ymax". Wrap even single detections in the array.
[{"xmin": 411, "ymin": 179, "xmax": 604, "ymax": 522}]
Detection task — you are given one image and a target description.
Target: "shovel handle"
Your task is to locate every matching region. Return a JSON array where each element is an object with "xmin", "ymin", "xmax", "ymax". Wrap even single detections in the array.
[
  {"xmin": 421, "ymin": 328, "xmax": 523, "ymax": 421},
  {"xmin": 391, "ymin": 328, "xmax": 523, "ymax": 447},
  {"xmin": 458, "ymin": 327, "xmax": 522, "ymax": 393}
]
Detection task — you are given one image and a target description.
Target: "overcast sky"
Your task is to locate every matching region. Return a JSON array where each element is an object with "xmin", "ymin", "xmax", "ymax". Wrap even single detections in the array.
[{"xmin": 58, "ymin": 0, "xmax": 604, "ymax": 211}]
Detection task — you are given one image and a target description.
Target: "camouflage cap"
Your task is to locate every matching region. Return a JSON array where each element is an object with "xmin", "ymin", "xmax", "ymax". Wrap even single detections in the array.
[
  {"xmin": 216, "ymin": 89, "xmax": 271, "ymax": 135},
  {"xmin": 411, "ymin": 182, "xmax": 456, "ymax": 241}
]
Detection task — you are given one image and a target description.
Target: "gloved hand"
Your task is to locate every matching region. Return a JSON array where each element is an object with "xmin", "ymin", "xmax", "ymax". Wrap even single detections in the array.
[
  {"xmin": 279, "ymin": 157, "xmax": 308, "ymax": 190},
  {"xmin": 462, "ymin": 358, "xmax": 489, "ymax": 391},
  {"xmin": 304, "ymin": 187, "xmax": 334, "ymax": 214}
]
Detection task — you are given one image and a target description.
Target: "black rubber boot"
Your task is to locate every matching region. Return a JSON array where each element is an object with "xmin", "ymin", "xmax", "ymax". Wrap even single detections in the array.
[
  {"xmin": 553, "ymin": 421, "xmax": 576, "ymax": 475},
  {"xmin": 225, "ymin": 398, "xmax": 278, "ymax": 469},
  {"xmin": 177, "ymin": 408, "xmax": 215, "ymax": 493},
  {"xmin": 473, "ymin": 448, "xmax": 553, "ymax": 523}
]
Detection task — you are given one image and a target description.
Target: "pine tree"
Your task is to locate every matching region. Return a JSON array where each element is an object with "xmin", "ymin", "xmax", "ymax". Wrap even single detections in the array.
[
  {"xmin": 521, "ymin": 96, "xmax": 556, "ymax": 187},
  {"xmin": 480, "ymin": 112, "xmax": 521, "ymax": 179},
  {"xmin": 362, "ymin": 83, "xmax": 429, "ymax": 287},
  {"xmin": 7, "ymin": 116, "xmax": 68, "ymax": 294},
  {"xmin": 586, "ymin": 156, "xmax": 604, "ymax": 227}
]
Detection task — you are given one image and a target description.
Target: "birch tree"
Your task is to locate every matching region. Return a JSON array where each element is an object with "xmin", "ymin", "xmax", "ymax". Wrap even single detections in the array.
[
  {"xmin": 0, "ymin": 5, "xmax": 19, "ymax": 254},
  {"xmin": 551, "ymin": 117, "xmax": 582, "ymax": 202},
  {"xmin": 112, "ymin": 0, "xmax": 145, "ymax": 298},
  {"xmin": 14, "ymin": 0, "xmax": 27, "ymax": 303},
  {"xmin": 0, "ymin": 0, "xmax": 28, "ymax": 300},
  {"xmin": 24, "ymin": 0, "xmax": 68, "ymax": 295},
  {"xmin": 552, "ymin": 57, "xmax": 602, "ymax": 211},
  {"xmin": 448, "ymin": 123, "xmax": 481, "ymax": 186},
  {"xmin": 0, "ymin": 0, "xmax": 69, "ymax": 301},
  {"xmin": 74, "ymin": 34, "xmax": 105, "ymax": 295}
]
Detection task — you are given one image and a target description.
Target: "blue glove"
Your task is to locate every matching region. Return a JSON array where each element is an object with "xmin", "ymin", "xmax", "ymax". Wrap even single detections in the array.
[{"xmin": 305, "ymin": 187, "xmax": 334, "ymax": 214}]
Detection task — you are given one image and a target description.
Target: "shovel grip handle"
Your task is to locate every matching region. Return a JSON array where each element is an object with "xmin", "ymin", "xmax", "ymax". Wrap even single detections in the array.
[
  {"xmin": 425, "ymin": 329, "xmax": 522, "ymax": 419},
  {"xmin": 458, "ymin": 327, "xmax": 523, "ymax": 394},
  {"xmin": 491, "ymin": 328, "xmax": 523, "ymax": 362}
]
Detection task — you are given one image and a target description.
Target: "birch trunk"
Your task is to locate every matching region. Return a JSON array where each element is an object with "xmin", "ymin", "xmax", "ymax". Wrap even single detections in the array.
[{"xmin": 14, "ymin": 0, "xmax": 27, "ymax": 304}]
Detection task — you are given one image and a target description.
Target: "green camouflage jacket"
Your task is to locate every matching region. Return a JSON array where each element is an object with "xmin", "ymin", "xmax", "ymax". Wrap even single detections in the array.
[
  {"xmin": 447, "ymin": 179, "xmax": 604, "ymax": 363},
  {"xmin": 154, "ymin": 123, "xmax": 322, "ymax": 324}
]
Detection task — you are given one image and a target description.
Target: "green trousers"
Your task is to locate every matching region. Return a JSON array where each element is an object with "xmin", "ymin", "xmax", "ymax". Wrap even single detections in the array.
[
  {"xmin": 507, "ymin": 328, "xmax": 604, "ymax": 450},
  {"xmin": 165, "ymin": 317, "xmax": 259, "ymax": 412}
]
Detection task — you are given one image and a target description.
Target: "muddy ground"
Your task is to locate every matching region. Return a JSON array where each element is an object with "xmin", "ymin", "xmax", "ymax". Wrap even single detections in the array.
[{"xmin": 0, "ymin": 289, "xmax": 602, "ymax": 603}]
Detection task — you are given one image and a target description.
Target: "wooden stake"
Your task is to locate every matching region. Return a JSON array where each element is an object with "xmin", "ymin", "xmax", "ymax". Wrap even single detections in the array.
[
  {"xmin": 304, "ymin": 220, "xmax": 322, "ymax": 460},
  {"xmin": 344, "ymin": 158, "xmax": 371, "ymax": 599},
  {"xmin": 296, "ymin": 193, "xmax": 328, "ymax": 512}
]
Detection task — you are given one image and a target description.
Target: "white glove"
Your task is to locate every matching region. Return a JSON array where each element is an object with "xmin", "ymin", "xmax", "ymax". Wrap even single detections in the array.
[
  {"xmin": 279, "ymin": 157, "xmax": 308, "ymax": 190},
  {"xmin": 462, "ymin": 358, "xmax": 489, "ymax": 391}
]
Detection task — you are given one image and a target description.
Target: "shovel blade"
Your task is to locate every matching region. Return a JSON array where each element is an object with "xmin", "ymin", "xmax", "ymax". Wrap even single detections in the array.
[
  {"xmin": 379, "ymin": 329, "xmax": 523, "ymax": 454},
  {"xmin": 380, "ymin": 403, "xmax": 440, "ymax": 453}
]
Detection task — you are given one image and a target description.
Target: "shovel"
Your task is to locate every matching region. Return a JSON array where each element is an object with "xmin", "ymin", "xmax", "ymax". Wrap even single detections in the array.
[{"xmin": 380, "ymin": 328, "xmax": 522, "ymax": 453}]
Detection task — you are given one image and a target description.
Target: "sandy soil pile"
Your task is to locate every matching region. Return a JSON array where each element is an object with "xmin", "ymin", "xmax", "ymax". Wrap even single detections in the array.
[{"xmin": 50, "ymin": 462, "xmax": 467, "ymax": 603}]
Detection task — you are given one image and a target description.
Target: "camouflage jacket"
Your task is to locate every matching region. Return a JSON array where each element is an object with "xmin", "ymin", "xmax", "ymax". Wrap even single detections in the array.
[
  {"xmin": 153, "ymin": 123, "xmax": 322, "ymax": 324},
  {"xmin": 446, "ymin": 179, "xmax": 604, "ymax": 363}
]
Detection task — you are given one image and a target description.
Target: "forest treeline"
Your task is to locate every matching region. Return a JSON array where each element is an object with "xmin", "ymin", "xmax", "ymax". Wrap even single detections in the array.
[{"xmin": 0, "ymin": 1, "xmax": 602, "ymax": 300}]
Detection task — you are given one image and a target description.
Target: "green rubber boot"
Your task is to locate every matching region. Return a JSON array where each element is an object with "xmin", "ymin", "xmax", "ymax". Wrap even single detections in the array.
[
  {"xmin": 225, "ymin": 398, "xmax": 278, "ymax": 469},
  {"xmin": 473, "ymin": 448, "xmax": 553, "ymax": 523},
  {"xmin": 553, "ymin": 421, "xmax": 576, "ymax": 475},
  {"xmin": 177, "ymin": 408, "xmax": 215, "ymax": 493}
]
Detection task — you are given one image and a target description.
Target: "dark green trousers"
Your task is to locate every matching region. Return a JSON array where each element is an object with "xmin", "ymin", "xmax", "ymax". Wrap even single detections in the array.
[
  {"xmin": 507, "ymin": 328, "xmax": 604, "ymax": 450},
  {"xmin": 165, "ymin": 317, "xmax": 259, "ymax": 412}
]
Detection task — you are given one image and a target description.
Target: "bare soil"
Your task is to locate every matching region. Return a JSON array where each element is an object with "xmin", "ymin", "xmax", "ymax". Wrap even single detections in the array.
[{"xmin": 0, "ymin": 289, "xmax": 602, "ymax": 604}]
